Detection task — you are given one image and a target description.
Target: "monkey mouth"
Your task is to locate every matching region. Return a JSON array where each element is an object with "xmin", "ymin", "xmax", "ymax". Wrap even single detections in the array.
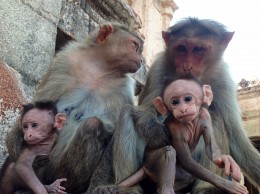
[
  {"xmin": 131, "ymin": 60, "xmax": 141, "ymax": 70},
  {"xmin": 178, "ymin": 114, "xmax": 195, "ymax": 120},
  {"xmin": 26, "ymin": 139, "xmax": 40, "ymax": 145},
  {"xmin": 131, "ymin": 60, "xmax": 141, "ymax": 69}
]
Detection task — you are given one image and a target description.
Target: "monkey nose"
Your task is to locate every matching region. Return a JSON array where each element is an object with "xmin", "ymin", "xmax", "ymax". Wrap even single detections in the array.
[
  {"xmin": 184, "ymin": 66, "xmax": 192, "ymax": 71},
  {"xmin": 181, "ymin": 108, "xmax": 188, "ymax": 113},
  {"xmin": 26, "ymin": 134, "xmax": 32, "ymax": 140},
  {"xmin": 184, "ymin": 63, "xmax": 192, "ymax": 71}
]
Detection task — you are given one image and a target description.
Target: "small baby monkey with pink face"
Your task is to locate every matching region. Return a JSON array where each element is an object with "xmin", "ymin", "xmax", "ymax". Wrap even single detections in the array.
[
  {"xmin": 120, "ymin": 76, "xmax": 248, "ymax": 194},
  {"xmin": 0, "ymin": 101, "xmax": 67, "ymax": 194}
]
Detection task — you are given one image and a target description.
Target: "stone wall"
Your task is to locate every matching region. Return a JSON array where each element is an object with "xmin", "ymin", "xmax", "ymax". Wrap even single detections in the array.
[
  {"xmin": 0, "ymin": 0, "xmax": 177, "ymax": 166},
  {"xmin": 128, "ymin": 0, "xmax": 178, "ymax": 66},
  {"xmin": 238, "ymin": 85, "xmax": 260, "ymax": 137}
]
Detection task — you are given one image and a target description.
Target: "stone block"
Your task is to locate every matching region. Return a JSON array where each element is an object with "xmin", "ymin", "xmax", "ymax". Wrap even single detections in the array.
[{"xmin": 0, "ymin": 0, "xmax": 61, "ymax": 85}]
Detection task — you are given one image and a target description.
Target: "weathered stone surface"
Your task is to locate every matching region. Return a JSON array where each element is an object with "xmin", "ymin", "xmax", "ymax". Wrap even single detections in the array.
[
  {"xmin": 0, "ymin": 61, "xmax": 27, "ymax": 114},
  {"xmin": 58, "ymin": 0, "xmax": 93, "ymax": 42},
  {"xmin": 0, "ymin": 0, "xmax": 61, "ymax": 85},
  {"xmin": 0, "ymin": 61, "xmax": 27, "ymax": 167},
  {"xmin": 238, "ymin": 86, "xmax": 260, "ymax": 137}
]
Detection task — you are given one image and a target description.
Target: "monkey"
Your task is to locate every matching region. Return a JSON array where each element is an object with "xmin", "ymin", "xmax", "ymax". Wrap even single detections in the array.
[
  {"xmin": 118, "ymin": 76, "xmax": 248, "ymax": 194},
  {"xmin": 111, "ymin": 17, "xmax": 260, "ymax": 194},
  {"xmin": 0, "ymin": 101, "xmax": 67, "ymax": 194},
  {"xmin": 4, "ymin": 22, "xmax": 144, "ymax": 193}
]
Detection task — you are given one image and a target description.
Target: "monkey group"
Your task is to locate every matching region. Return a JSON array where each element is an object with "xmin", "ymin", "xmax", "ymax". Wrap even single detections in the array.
[{"xmin": 1, "ymin": 18, "xmax": 259, "ymax": 194}]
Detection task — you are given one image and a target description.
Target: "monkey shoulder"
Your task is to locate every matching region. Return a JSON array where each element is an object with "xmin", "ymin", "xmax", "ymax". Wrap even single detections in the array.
[
  {"xmin": 198, "ymin": 108, "xmax": 212, "ymax": 132},
  {"xmin": 199, "ymin": 108, "xmax": 211, "ymax": 122}
]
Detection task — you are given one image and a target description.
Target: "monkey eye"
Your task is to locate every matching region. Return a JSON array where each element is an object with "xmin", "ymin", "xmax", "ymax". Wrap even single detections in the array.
[
  {"xmin": 184, "ymin": 96, "xmax": 193, "ymax": 102},
  {"xmin": 193, "ymin": 47, "xmax": 206, "ymax": 55},
  {"xmin": 176, "ymin": 45, "xmax": 187, "ymax": 53},
  {"xmin": 32, "ymin": 123, "xmax": 39, "ymax": 128},
  {"xmin": 171, "ymin": 99, "xmax": 180, "ymax": 106},
  {"xmin": 131, "ymin": 41, "xmax": 140, "ymax": 52},
  {"xmin": 22, "ymin": 124, "xmax": 28, "ymax": 129}
]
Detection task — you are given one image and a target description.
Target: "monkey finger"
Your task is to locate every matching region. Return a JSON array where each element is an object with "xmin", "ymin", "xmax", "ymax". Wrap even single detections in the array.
[
  {"xmin": 221, "ymin": 157, "xmax": 231, "ymax": 176},
  {"xmin": 58, "ymin": 178, "xmax": 67, "ymax": 183},
  {"xmin": 231, "ymin": 166, "xmax": 241, "ymax": 182},
  {"xmin": 59, "ymin": 185, "xmax": 66, "ymax": 190},
  {"xmin": 228, "ymin": 158, "xmax": 241, "ymax": 181},
  {"xmin": 58, "ymin": 189, "xmax": 67, "ymax": 194}
]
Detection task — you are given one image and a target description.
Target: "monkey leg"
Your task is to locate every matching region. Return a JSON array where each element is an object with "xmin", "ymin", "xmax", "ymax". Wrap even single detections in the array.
[
  {"xmin": 144, "ymin": 146, "xmax": 176, "ymax": 194},
  {"xmin": 86, "ymin": 136, "xmax": 144, "ymax": 194},
  {"xmin": 44, "ymin": 116, "xmax": 113, "ymax": 193}
]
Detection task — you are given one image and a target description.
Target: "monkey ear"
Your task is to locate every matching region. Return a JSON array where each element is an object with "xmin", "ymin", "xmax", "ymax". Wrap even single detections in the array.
[
  {"xmin": 152, "ymin": 97, "xmax": 168, "ymax": 116},
  {"xmin": 202, "ymin": 85, "xmax": 213, "ymax": 106},
  {"xmin": 221, "ymin": 31, "xmax": 235, "ymax": 50},
  {"xmin": 54, "ymin": 113, "xmax": 67, "ymax": 131},
  {"xmin": 162, "ymin": 31, "xmax": 170, "ymax": 46},
  {"xmin": 96, "ymin": 24, "xmax": 114, "ymax": 44}
]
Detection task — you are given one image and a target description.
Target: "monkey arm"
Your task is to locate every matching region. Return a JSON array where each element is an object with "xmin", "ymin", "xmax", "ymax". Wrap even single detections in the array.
[
  {"xmin": 200, "ymin": 108, "xmax": 222, "ymax": 161},
  {"xmin": 202, "ymin": 125, "xmax": 221, "ymax": 161},
  {"xmin": 15, "ymin": 148, "xmax": 48, "ymax": 194},
  {"xmin": 173, "ymin": 136, "xmax": 248, "ymax": 194},
  {"xmin": 201, "ymin": 109, "xmax": 242, "ymax": 182},
  {"xmin": 134, "ymin": 106, "xmax": 170, "ymax": 148},
  {"xmin": 172, "ymin": 134, "xmax": 231, "ymax": 190},
  {"xmin": 113, "ymin": 105, "xmax": 146, "ymax": 184}
]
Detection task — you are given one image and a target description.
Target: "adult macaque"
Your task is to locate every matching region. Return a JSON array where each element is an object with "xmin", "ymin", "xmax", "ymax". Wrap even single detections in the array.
[
  {"xmin": 113, "ymin": 17, "xmax": 260, "ymax": 193},
  {"xmin": 119, "ymin": 77, "xmax": 248, "ymax": 194},
  {"xmin": 5, "ymin": 22, "xmax": 144, "ymax": 193},
  {"xmin": 0, "ymin": 101, "xmax": 67, "ymax": 194}
]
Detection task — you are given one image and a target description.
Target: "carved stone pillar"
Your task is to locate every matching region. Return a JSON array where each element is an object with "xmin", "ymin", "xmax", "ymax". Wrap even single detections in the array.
[{"xmin": 153, "ymin": 0, "xmax": 178, "ymax": 30}]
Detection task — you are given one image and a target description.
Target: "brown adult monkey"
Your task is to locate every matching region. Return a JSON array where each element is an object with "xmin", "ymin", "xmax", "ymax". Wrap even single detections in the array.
[
  {"xmin": 5, "ymin": 22, "xmax": 144, "ymax": 193},
  {"xmin": 119, "ymin": 77, "xmax": 248, "ymax": 194},
  {"xmin": 113, "ymin": 17, "xmax": 260, "ymax": 194},
  {"xmin": 0, "ymin": 101, "xmax": 67, "ymax": 194}
]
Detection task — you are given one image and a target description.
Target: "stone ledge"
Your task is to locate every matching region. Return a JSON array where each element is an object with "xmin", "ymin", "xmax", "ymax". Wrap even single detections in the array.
[
  {"xmin": 242, "ymin": 109, "xmax": 260, "ymax": 121},
  {"xmin": 238, "ymin": 85, "xmax": 260, "ymax": 100}
]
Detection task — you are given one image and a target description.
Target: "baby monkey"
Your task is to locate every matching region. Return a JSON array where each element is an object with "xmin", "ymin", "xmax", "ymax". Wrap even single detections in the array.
[
  {"xmin": 0, "ymin": 101, "xmax": 67, "ymax": 194},
  {"xmin": 120, "ymin": 76, "xmax": 248, "ymax": 194}
]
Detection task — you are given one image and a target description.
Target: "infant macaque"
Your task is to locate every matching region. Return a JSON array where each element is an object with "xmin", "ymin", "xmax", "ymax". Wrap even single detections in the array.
[
  {"xmin": 119, "ymin": 76, "xmax": 248, "ymax": 194},
  {"xmin": 0, "ymin": 101, "xmax": 67, "ymax": 194}
]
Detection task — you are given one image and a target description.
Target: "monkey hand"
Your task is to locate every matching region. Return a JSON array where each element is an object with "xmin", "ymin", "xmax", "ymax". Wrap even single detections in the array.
[
  {"xmin": 213, "ymin": 155, "xmax": 241, "ymax": 182},
  {"xmin": 45, "ymin": 178, "xmax": 67, "ymax": 194}
]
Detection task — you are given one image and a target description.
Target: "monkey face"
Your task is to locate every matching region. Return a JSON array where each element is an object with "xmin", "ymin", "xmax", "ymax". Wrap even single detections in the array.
[
  {"xmin": 21, "ymin": 109, "xmax": 54, "ymax": 145},
  {"xmin": 103, "ymin": 33, "xmax": 143, "ymax": 74},
  {"xmin": 163, "ymin": 79, "xmax": 202, "ymax": 123},
  {"xmin": 171, "ymin": 39, "xmax": 211, "ymax": 78}
]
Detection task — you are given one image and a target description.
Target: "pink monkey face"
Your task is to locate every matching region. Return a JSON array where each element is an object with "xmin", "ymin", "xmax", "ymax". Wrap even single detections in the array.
[
  {"xmin": 21, "ymin": 109, "xmax": 54, "ymax": 145},
  {"xmin": 163, "ymin": 79, "xmax": 203, "ymax": 123}
]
